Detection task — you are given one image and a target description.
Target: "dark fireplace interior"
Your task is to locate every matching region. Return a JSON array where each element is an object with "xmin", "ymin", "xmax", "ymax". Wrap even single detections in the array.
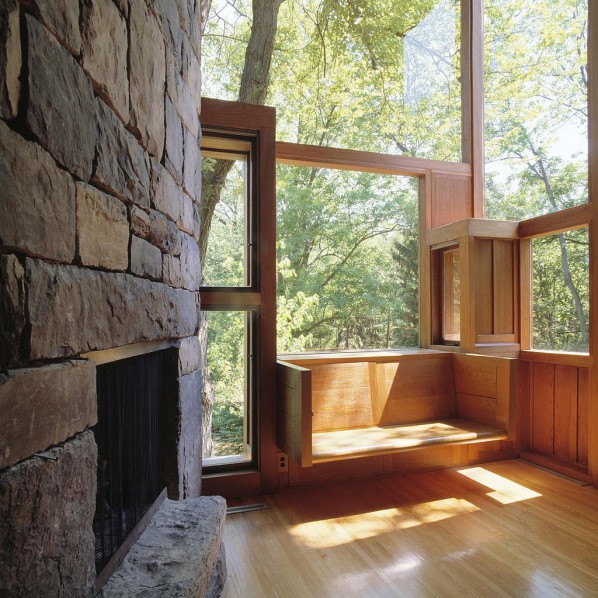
[{"xmin": 93, "ymin": 350, "xmax": 167, "ymax": 583}]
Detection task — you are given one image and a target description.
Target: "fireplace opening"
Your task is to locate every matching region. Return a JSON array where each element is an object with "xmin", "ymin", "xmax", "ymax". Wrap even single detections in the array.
[{"xmin": 93, "ymin": 349, "xmax": 168, "ymax": 586}]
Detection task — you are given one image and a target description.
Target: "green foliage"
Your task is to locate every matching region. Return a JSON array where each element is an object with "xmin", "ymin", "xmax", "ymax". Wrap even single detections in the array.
[
  {"xmin": 204, "ymin": 0, "xmax": 463, "ymax": 160},
  {"xmin": 276, "ymin": 165, "xmax": 419, "ymax": 351},
  {"xmin": 204, "ymin": 311, "xmax": 247, "ymax": 456},
  {"xmin": 532, "ymin": 229, "xmax": 589, "ymax": 352}
]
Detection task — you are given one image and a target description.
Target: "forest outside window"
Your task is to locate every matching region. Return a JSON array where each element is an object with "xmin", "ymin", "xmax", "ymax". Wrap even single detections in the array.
[
  {"xmin": 276, "ymin": 166, "xmax": 419, "ymax": 352},
  {"xmin": 203, "ymin": 0, "xmax": 463, "ymax": 162},
  {"xmin": 201, "ymin": 136, "xmax": 255, "ymax": 289},
  {"xmin": 531, "ymin": 228, "xmax": 589, "ymax": 354},
  {"xmin": 484, "ymin": 0, "xmax": 588, "ymax": 221},
  {"xmin": 201, "ymin": 309, "xmax": 256, "ymax": 467}
]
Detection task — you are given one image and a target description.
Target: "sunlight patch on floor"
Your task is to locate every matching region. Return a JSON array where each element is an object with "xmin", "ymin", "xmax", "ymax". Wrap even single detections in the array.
[
  {"xmin": 288, "ymin": 498, "xmax": 479, "ymax": 548},
  {"xmin": 458, "ymin": 467, "xmax": 542, "ymax": 504}
]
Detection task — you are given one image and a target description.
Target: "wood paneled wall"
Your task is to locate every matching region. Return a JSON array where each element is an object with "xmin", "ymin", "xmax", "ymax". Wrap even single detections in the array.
[
  {"xmin": 430, "ymin": 174, "xmax": 473, "ymax": 229},
  {"xmin": 520, "ymin": 360, "xmax": 590, "ymax": 479},
  {"xmin": 474, "ymin": 238, "xmax": 518, "ymax": 343}
]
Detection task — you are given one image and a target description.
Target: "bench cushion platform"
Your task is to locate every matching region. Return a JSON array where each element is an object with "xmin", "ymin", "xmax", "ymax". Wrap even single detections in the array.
[{"xmin": 312, "ymin": 419, "xmax": 507, "ymax": 463}]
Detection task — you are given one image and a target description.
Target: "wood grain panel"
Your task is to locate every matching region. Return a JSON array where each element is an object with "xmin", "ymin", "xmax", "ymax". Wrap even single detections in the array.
[
  {"xmin": 288, "ymin": 454, "xmax": 386, "ymax": 488},
  {"xmin": 456, "ymin": 394, "xmax": 497, "ymax": 427},
  {"xmin": 374, "ymin": 358, "xmax": 457, "ymax": 425},
  {"xmin": 431, "ymin": 174, "xmax": 473, "ymax": 229},
  {"xmin": 577, "ymin": 368, "xmax": 589, "ymax": 466},
  {"xmin": 531, "ymin": 363, "xmax": 555, "ymax": 455},
  {"xmin": 276, "ymin": 141, "xmax": 471, "ymax": 177},
  {"xmin": 518, "ymin": 360, "xmax": 532, "ymax": 450},
  {"xmin": 277, "ymin": 362, "xmax": 312, "ymax": 467},
  {"xmin": 310, "ymin": 363, "xmax": 373, "ymax": 432},
  {"xmin": 493, "ymin": 240, "xmax": 515, "ymax": 334},
  {"xmin": 554, "ymin": 365, "xmax": 578, "ymax": 463},
  {"xmin": 475, "ymin": 239, "xmax": 494, "ymax": 335},
  {"xmin": 452, "ymin": 353, "xmax": 498, "ymax": 398}
]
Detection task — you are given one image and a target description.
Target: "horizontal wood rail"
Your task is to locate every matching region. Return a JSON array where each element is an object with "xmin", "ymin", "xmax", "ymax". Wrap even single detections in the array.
[
  {"xmin": 518, "ymin": 203, "xmax": 592, "ymax": 239},
  {"xmin": 276, "ymin": 142, "xmax": 472, "ymax": 177}
]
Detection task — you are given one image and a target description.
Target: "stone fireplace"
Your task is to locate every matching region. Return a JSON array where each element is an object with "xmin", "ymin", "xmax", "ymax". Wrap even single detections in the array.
[{"xmin": 0, "ymin": 0, "xmax": 218, "ymax": 595}]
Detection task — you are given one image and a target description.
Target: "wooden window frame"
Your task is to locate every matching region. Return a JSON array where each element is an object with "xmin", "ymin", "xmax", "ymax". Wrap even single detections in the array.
[
  {"xmin": 200, "ymin": 98, "xmax": 278, "ymax": 496},
  {"xmin": 519, "ymin": 206, "xmax": 592, "ymax": 364}
]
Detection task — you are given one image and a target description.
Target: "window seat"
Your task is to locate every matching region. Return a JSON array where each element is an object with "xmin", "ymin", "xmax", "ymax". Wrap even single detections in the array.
[
  {"xmin": 312, "ymin": 418, "xmax": 507, "ymax": 463},
  {"xmin": 278, "ymin": 350, "xmax": 516, "ymax": 467}
]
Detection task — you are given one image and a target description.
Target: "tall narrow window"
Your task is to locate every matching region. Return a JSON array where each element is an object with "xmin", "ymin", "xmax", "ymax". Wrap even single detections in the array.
[
  {"xmin": 442, "ymin": 248, "xmax": 460, "ymax": 344},
  {"xmin": 201, "ymin": 310, "xmax": 256, "ymax": 466},
  {"xmin": 200, "ymin": 131, "xmax": 260, "ymax": 471},
  {"xmin": 201, "ymin": 138, "xmax": 254, "ymax": 288}
]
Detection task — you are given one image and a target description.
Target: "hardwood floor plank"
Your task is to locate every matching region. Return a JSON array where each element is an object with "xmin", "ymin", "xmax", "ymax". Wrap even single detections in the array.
[{"xmin": 220, "ymin": 461, "xmax": 598, "ymax": 597}]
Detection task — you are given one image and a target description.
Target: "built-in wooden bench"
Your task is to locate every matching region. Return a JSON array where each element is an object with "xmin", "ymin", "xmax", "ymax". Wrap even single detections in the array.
[{"xmin": 277, "ymin": 349, "xmax": 517, "ymax": 466}]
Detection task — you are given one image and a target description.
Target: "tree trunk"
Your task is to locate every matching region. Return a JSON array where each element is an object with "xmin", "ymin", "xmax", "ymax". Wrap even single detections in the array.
[{"xmin": 200, "ymin": 0, "xmax": 285, "ymax": 457}]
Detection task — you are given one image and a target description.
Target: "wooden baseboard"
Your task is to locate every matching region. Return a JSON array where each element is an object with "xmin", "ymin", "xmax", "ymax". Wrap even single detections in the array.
[{"xmin": 520, "ymin": 451, "xmax": 592, "ymax": 484}]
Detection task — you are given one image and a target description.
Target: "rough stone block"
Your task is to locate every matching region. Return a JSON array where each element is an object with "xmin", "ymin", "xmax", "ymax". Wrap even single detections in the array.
[
  {"xmin": 148, "ymin": 209, "xmax": 183, "ymax": 255},
  {"xmin": 178, "ymin": 370, "xmax": 202, "ymax": 498},
  {"xmin": 0, "ymin": 255, "xmax": 25, "ymax": 370},
  {"xmin": 152, "ymin": 0, "xmax": 183, "ymax": 66},
  {"xmin": 130, "ymin": 205, "xmax": 151, "ymax": 239},
  {"xmin": 192, "ymin": 202, "xmax": 201, "ymax": 242},
  {"xmin": 165, "ymin": 97, "xmax": 184, "ymax": 184},
  {"xmin": 167, "ymin": 53, "xmax": 199, "ymax": 137},
  {"xmin": 181, "ymin": 35, "xmax": 201, "ymax": 113},
  {"xmin": 183, "ymin": 128, "xmax": 202, "ymax": 202},
  {"xmin": 163, "ymin": 234, "xmax": 200, "ymax": 291},
  {"xmin": 0, "ymin": 431, "xmax": 96, "ymax": 597},
  {"xmin": 113, "ymin": 0, "xmax": 128, "ymax": 17},
  {"xmin": 25, "ymin": 259, "xmax": 198, "ymax": 359},
  {"xmin": 76, "ymin": 182, "xmax": 129, "ymax": 270},
  {"xmin": 25, "ymin": 14, "xmax": 96, "ymax": 182},
  {"xmin": 151, "ymin": 158, "xmax": 183, "ymax": 224},
  {"xmin": 131, "ymin": 235, "xmax": 162, "ymax": 280},
  {"xmin": 0, "ymin": 120, "xmax": 76, "ymax": 262},
  {"xmin": 93, "ymin": 99, "xmax": 150, "ymax": 207},
  {"xmin": 129, "ymin": 0, "xmax": 165, "ymax": 158},
  {"xmin": 179, "ymin": 192, "xmax": 195, "ymax": 235},
  {"xmin": 101, "ymin": 496, "xmax": 226, "ymax": 597},
  {"xmin": 177, "ymin": 335, "xmax": 201, "ymax": 376},
  {"xmin": 0, "ymin": 361, "xmax": 97, "ymax": 469},
  {"xmin": 0, "ymin": 0, "xmax": 20, "ymax": 119},
  {"xmin": 81, "ymin": 0, "xmax": 129, "ymax": 122},
  {"xmin": 35, "ymin": 0, "xmax": 81, "ymax": 55}
]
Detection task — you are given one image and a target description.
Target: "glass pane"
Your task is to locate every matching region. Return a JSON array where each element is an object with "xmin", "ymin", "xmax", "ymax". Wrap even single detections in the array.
[
  {"xmin": 277, "ymin": 165, "xmax": 419, "ymax": 352},
  {"xmin": 203, "ymin": 0, "xmax": 462, "ymax": 161},
  {"xmin": 485, "ymin": 0, "xmax": 588, "ymax": 220},
  {"xmin": 202, "ymin": 310, "xmax": 251, "ymax": 463},
  {"xmin": 442, "ymin": 249, "xmax": 460, "ymax": 343},
  {"xmin": 201, "ymin": 154, "xmax": 248, "ymax": 287},
  {"xmin": 532, "ymin": 228, "xmax": 589, "ymax": 353}
]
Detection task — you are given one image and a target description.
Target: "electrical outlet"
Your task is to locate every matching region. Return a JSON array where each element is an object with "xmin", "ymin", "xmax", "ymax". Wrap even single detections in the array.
[{"xmin": 277, "ymin": 452, "xmax": 288, "ymax": 472}]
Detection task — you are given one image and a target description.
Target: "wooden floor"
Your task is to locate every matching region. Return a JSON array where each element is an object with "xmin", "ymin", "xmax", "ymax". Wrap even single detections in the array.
[{"xmin": 221, "ymin": 460, "xmax": 598, "ymax": 597}]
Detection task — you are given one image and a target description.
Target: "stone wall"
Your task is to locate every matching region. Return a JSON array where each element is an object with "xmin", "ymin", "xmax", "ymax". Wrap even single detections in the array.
[{"xmin": 0, "ymin": 0, "xmax": 207, "ymax": 595}]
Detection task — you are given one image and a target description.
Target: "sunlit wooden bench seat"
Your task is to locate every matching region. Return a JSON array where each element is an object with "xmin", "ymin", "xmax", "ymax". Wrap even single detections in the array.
[
  {"xmin": 312, "ymin": 419, "xmax": 507, "ymax": 462},
  {"xmin": 277, "ymin": 350, "xmax": 516, "ymax": 467}
]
